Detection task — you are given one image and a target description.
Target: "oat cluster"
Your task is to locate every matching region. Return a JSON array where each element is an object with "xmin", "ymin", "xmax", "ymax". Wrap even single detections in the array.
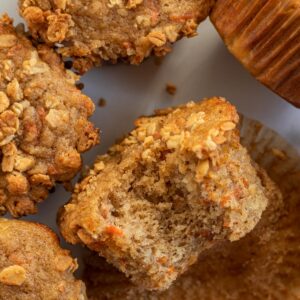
[
  {"xmin": 59, "ymin": 98, "xmax": 269, "ymax": 290},
  {"xmin": 20, "ymin": 0, "xmax": 215, "ymax": 72},
  {"xmin": 0, "ymin": 16, "xmax": 99, "ymax": 217}
]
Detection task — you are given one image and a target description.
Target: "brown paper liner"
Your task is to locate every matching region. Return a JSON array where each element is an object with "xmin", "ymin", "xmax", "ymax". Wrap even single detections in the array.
[
  {"xmin": 84, "ymin": 117, "xmax": 300, "ymax": 300},
  {"xmin": 240, "ymin": 115, "xmax": 300, "ymax": 183},
  {"xmin": 211, "ymin": 0, "xmax": 300, "ymax": 107}
]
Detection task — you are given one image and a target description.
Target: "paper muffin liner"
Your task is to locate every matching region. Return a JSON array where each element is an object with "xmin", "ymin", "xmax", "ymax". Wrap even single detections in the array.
[
  {"xmin": 240, "ymin": 115, "xmax": 300, "ymax": 183},
  {"xmin": 83, "ymin": 116, "xmax": 300, "ymax": 299},
  {"xmin": 211, "ymin": 0, "xmax": 300, "ymax": 107}
]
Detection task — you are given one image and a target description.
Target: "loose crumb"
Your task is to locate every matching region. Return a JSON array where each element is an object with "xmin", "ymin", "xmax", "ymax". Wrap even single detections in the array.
[
  {"xmin": 98, "ymin": 98, "xmax": 107, "ymax": 107},
  {"xmin": 80, "ymin": 165, "xmax": 91, "ymax": 181},
  {"xmin": 166, "ymin": 83, "xmax": 177, "ymax": 95},
  {"xmin": 76, "ymin": 82, "xmax": 85, "ymax": 90},
  {"xmin": 63, "ymin": 181, "xmax": 74, "ymax": 192},
  {"xmin": 154, "ymin": 56, "xmax": 164, "ymax": 66},
  {"xmin": 64, "ymin": 60, "xmax": 73, "ymax": 70}
]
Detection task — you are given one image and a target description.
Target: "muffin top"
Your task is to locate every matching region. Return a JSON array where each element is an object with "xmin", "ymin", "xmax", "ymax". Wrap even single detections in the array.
[
  {"xmin": 20, "ymin": 0, "xmax": 215, "ymax": 72},
  {"xmin": 0, "ymin": 15, "xmax": 99, "ymax": 217},
  {"xmin": 0, "ymin": 218, "xmax": 86, "ymax": 300}
]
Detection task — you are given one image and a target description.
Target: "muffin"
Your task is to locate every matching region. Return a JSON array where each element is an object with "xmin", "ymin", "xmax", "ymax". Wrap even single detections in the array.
[
  {"xmin": 59, "ymin": 97, "xmax": 271, "ymax": 291},
  {"xmin": 0, "ymin": 218, "xmax": 86, "ymax": 300},
  {"xmin": 19, "ymin": 0, "xmax": 215, "ymax": 73},
  {"xmin": 84, "ymin": 117, "xmax": 300, "ymax": 300},
  {"xmin": 211, "ymin": 0, "xmax": 300, "ymax": 107},
  {"xmin": 0, "ymin": 15, "xmax": 99, "ymax": 217}
]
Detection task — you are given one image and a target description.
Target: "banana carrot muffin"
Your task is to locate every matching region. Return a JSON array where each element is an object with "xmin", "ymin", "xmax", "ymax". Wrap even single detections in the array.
[
  {"xmin": 0, "ymin": 218, "xmax": 86, "ymax": 300},
  {"xmin": 19, "ymin": 0, "xmax": 215, "ymax": 73},
  {"xmin": 59, "ymin": 97, "xmax": 271, "ymax": 291},
  {"xmin": 211, "ymin": 0, "xmax": 300, "ymax": 108},
  {"xmin": 84, "ymin": 119, "xmax": 300, "ymax": 300},
  {"xmin": 0, "ymin": 15, "xmax": 99, "ymax": 217}
]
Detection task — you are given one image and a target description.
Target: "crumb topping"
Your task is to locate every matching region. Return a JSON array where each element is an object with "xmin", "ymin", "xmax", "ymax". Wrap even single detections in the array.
[
  {"xmin": 20, "ymin": 0, "xmax": 215, "ymax": 72},
  {"xmin": 0, "ymin": 16, "xmax": 99, "ymax": 217}
]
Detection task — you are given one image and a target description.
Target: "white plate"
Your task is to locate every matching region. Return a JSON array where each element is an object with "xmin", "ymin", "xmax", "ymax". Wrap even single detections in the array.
[{"xmin": 2, "ymin": 1, "xmax": 300, "ymax": 274}]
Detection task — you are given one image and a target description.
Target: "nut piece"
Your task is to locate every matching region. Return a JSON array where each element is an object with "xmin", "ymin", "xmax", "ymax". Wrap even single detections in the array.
[
  {"xmin": 186, "ymin": 112, "xmax": 205, "ymax": 129},
  {"xmin": 136, "ymin": 15, "xmax": 151, "ymax": 27},
  {"xmin": 195, "ymin": 160, "xmax": 210, "ymax": 182},
  {"xmin": 14, "ymin": 155, "xmax": 35, "ymax": 172},
  {"xmin": 0, "ymin": 265, "xmax": 26, "ymax": 286},
  {"xmin": 7, "ymin": 78, "xmax": 23, "ymax": 102},
  {"xmin": 46, "ymin": 14, "xmax": 73, "ymax": 43},
  {"xmin": 221, "ymin": 121, "xmax": 236, "ymax": 131},
  {"xmin": 126, "ymin": 0, "xmax": 143, "ymax": 9},
  {"xmin": 55, "ymin": 255, "xmax": 77, "ymax": 272},
  {"xmin": 23, "ymin": 51, "xmax": 50, "ymax": 75},
  {"xmin": 0, "ymin": 92, "xmax": 10, "ymax": 113},
  {"xmin": 54, "ymin": 0, "xmax": 68, "ymax": 10},
  {"xmin": 0, "ymin": 35, "xmax": 17, "ymax": 48},
  {"xmin": 0, "ymin": 110, "xmax": 19, "ymax": 146},
  {"xmin": 45, "ymin": 109, "xmax": 69, "ymax": 128},
  {"xmin": 147, "ymin": 31, "xmax": 167, "ymax": 47},
  {"xmin": 6, "ymin": 173, "xmax": 29, "ymax": 195}
]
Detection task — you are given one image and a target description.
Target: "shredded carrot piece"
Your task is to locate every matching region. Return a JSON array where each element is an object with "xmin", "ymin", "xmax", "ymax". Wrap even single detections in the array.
[
  {"xmin": 169, "ymin": 13, "xmax": 195, "ymax": 23},
  {"xmin": 223, "ymin": 220, "xmax": 230, "ymax": 228},
  {"xmin": 145, "ymin": 0, "xmax": 159, "ymax": 25},
  {"xmin": 234, "ymin": 187, "xmax": 242, "ymax": 199},
  {"xmin": 157, "ymin": 256, "xmax": 168, "ymax": 265},
  {"xmin": 242, "ymin": 178, "xmax": 249, "ymax": 188},
  {"xmin": 123, "ymin": 41, "xmax": 133, "ymax": 49},
  {"xmin": 105, "ymin": 226, "xmax": 123, "ymax": 236},
  {"xmin": 220, "ymin": 195, "xmax": 230, "ymax": 206}
]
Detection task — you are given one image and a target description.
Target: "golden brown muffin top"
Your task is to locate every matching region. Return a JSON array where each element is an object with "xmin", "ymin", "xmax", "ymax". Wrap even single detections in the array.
[
  {"xmin": 0, "ymin": 218, "xmax": 86, "ymax": 300},
  {"xmin": 0, "ymin": 15, "xmax": 99, "ymax": 217},
  {"xmin": 20, "ymin": 0, "xmax": 215, "ymax": 72}
]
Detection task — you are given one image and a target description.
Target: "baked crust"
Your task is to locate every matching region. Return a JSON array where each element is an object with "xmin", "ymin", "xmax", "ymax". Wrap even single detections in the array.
[
  {"xmin": 211, "ymin": 0, "xmax": 300, "ymax": 107},
  {"xmin": 19, "ymin": 0, "xmax": 215, "ymax": 73},
  {"xmin": 59, "ymin": 97, "xmax": 270, "ymax": 290},
  {"xmin": 0, "ymin": 218, "xmax": 86, "ymax": 300},
  {"xmin": 0, "ymin": 15, "xmax": 99, "ymax": 217}
]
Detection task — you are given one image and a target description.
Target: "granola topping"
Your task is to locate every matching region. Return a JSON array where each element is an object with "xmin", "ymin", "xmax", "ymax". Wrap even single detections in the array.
[{"xmin": 0, "ymin": 16, "xmax": 99, "ymax": 217}]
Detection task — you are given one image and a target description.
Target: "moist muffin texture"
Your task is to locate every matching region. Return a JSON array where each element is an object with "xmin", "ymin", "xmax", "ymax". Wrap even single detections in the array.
[
  {"xmin": 0, "ymin": 15, "xmax": 99, "ymax": 217},
  {"xmin": 19, "ymin": 0, "xmax": 215, "ymax": 73},
  {"xmin": 84, "ymin": 167, "xmax": 285, "ymax": 300},
  {"xmin": 211, "ymin": 0, "xmax": 300, "ymax": 108},
  {"xmin": 59, "ymin": 98, "xmax": 270, "ymax": 291},
  {"xmin": 84, "ymin": 125, "xmax": 300, "ymax": 300},
  {"xmin": 0, "ymin": 218, "xmax": 86, "ymax": 300}
]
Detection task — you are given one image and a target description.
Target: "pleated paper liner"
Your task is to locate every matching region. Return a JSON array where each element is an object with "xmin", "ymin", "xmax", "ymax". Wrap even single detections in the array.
[
  {"xmin": 211, "ymin": 0, "xmax": 300, "ymax": 107},
  {"xmin": 240, "ymin": 115, "xmax": 300, "ymax": 185},
  {"xmin": 84, "ymin": 116, "xmax": 300, "ymax": 300}
]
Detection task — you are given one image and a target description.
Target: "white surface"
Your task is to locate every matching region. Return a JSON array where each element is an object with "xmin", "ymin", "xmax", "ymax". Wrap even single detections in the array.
[{"xmin": 2, "ymin": 1, "xmax": 300, "ymax": 271}]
